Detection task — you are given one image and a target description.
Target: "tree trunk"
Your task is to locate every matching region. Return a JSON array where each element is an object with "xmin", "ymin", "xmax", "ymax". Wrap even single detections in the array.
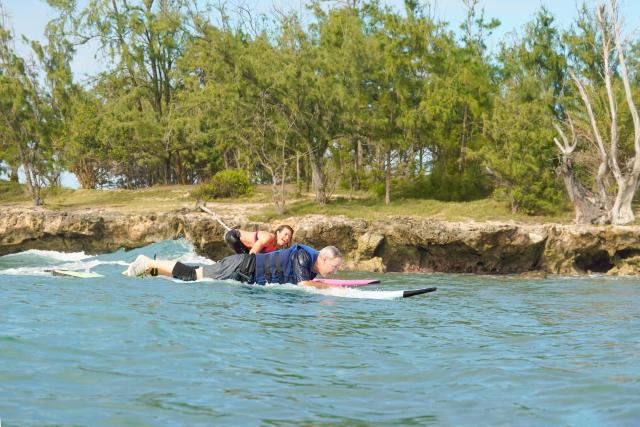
[
  {"xmin": 305, "ymin": 156, "xmax": 311, "ymax": 193},
  {"xmin": 307, "ymin": 143, "xmax": 327, "ymax": 204},
  {"xmin": 176, "ymin": 151, "xmax": 185, "ymax": 185},
  {"xmin": 9, "ymin": 165, "xmax": 19, "ymax": 182},
  {"xmin": 48, "ymin": 171, "xmax": 61, "ymax": 188},
  {"xmin": 25, "ymin": 166, "xmax": 42, "ymax": 206},
  {"xmin": 296, "ymin": 151, "xmax": 301, "ymax": 189},
  {"xmin": 278, "ymin": 165, "xmax": 287, "ymax": 215},
  {"xmin": 18, "ymin": 145, "xmax": 42, "ymax": 206},
  {"xmin": 407, "ymin": 144, "xmax": 415, "ymax": 177},
  {"xmin": 610, "ymin": 174, "xmax": 640, "ymax": 224},
  {"xmin": 385, "ymin": 148, "xmax": 391, "ymax": 205},
  {"xmin": 223, "ymin": 150, "xmax": 230, "ymax": 170},
  {"xmin": 164, "ymin": 155, "xmax": 171, "ymax": 185},
  {"xmin": 351, "ymin": 138, "xmax": 362, "ymax": 190},
  {"xmin": 557, "ymin": 160, "xmax": 605, "ymax": 224},
  {"xmin": 73, "ymin": 158, "xmax": 99, "ymax": 189},
  {"xmin": 460, "ymin": 105, "xmax": 468, "ymax": 172},
  {"xmin": 310, "ymin": 156, "xmax": 327, "ymax": 204}
]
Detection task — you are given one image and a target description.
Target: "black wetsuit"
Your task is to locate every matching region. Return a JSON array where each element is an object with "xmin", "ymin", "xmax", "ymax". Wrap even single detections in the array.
[{"xmin": 171, "ymin": 247, "xmax": 314, "ymax": 284}]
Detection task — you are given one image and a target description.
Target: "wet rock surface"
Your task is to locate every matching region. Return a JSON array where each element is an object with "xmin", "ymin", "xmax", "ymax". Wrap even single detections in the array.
[{"xmin": 2, "ymin": 208, "xmax": 640, "ymax": 275}]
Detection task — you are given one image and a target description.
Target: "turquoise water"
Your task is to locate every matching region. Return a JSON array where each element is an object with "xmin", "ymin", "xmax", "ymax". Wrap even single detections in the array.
[{"xmin": 1, "ymin": 240, "xmax": 639, "ymax": 426}]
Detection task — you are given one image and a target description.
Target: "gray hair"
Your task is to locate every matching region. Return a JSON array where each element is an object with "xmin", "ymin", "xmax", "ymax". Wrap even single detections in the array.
[{"xmin": 319, "ymin": 246, "xmax": 342, "ymax": 259}]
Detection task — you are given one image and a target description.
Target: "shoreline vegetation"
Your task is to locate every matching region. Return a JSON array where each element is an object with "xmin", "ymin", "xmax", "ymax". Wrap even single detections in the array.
[
  {"xmin": 1, "ymin": 181, "xmax": 578, "ymax": 224},
  {"xmin": 2, "ymin": 0, "xmax": 640, "ymax": 227}
]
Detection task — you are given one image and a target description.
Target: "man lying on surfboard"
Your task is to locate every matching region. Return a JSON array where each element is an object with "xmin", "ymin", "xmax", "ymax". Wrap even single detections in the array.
[
  {"xmin": 225, "ymin": 225, "xmax": 293, "ymax": 254},
  {"xmin": 123, "ymin": 244, "xmax": 342, "ymax": 289}
]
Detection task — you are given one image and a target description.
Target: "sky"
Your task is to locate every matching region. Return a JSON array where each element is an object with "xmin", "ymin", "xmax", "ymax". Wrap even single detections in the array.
[
  {"xmin": 3, "ymin": 0, "xmax": 640, "ymax": 79},
  {"xmin": 2, "ymin": 0, "xmax": 640, "ymax": 188}
]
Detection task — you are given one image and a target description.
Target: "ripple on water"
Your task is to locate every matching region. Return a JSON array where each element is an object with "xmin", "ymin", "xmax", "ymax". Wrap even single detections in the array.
[{"xmin": 1, "ymin": 245, "xmax": 639, "ymax": 425}]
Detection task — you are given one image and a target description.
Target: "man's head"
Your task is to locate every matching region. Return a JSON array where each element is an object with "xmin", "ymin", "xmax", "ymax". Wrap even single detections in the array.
[{"xmin": 314, "ymin": 246, "xmax": 343, "ymax": 276}]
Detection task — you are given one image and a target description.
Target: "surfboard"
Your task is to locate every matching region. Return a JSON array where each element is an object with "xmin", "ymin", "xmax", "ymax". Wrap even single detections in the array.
[
  {"xmin": 312, "ymin": 278, "xmax": 380, "ymax": 287},
  {"xmin": 362, "ymin": 286, "xmax": 437, "ymax": 299},
  {"xmin": 309, "ymin": 286, "xmax": 437, "ymax": 299},
  {"xmin": 46, "ymin": 269, "xmax": 104, "ymax": 278}
]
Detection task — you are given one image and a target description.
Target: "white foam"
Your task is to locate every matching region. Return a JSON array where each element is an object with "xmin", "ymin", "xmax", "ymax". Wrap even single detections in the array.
[
  {"xmin": 59, "ymin": 259, "xmax": 129, "ymax": 270},
  {"xmin": 147, "ymin": 238, "xmax": 216, "ymax": 265},
  {"xmin": 2, "ymin": 249, "xmax": 90, "ymax": 262},
  {"xmin": 0, "ymin": 239, "xmax": 216, "ymax": 277},
  {"xmin": 0, "ymin": 258, "xmax": 128, "ymax": 276},
  {"xmin": 265, "ymin": 283, "xmax": 403, "ymax": 300},
  {"xmin": 176, "ymin": 252, "xmax": 217, "ymax": 265},
  {"xmin": 0, "ymin": 267, "xmax": 51, "ymax": 276}
]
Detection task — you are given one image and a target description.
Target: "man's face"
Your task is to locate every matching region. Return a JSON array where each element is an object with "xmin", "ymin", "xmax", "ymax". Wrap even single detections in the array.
[{"xmin": 317, "ymin": 256, "xmax": 342, "ymax": 276}]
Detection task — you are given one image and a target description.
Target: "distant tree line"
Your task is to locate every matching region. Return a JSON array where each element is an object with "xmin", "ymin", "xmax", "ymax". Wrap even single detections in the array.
[{"xmin": 1, "ymin": 0, "xmax": 639, "ymax": 223}]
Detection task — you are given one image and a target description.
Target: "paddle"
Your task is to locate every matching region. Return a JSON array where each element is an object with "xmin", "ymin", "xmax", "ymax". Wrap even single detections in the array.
[{"xmin": 195, "ymin": 201, "xmax": 233, "ymax": 231}]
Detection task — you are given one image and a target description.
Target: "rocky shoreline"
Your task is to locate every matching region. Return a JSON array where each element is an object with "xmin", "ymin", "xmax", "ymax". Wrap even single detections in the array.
[{"xmin": 2, "ymin": 207, "xmax": 640, "ymax": 275}]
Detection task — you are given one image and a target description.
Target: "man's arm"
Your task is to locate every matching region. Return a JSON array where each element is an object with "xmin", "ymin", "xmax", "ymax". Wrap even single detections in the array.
[{"xmin": 291, "ymin": 249, "xmax": 317, "ymax": 285}]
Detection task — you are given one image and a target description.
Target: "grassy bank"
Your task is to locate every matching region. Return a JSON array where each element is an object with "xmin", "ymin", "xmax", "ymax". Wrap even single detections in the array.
[
  {"xmin": 0, "ymin": 180, "xmax": 25, "ymax": 201},
  {"xmin": 0, "ymin": 182, "xmax": 283, "ymax": 214},
  {"xmin": 256, "ymin": 197, "xmax": 574, "ymax": 223},
  {"xmin": 1, "ymin": 180, "xmax": 576, "ymax": 223},
  {"xmin": 1, "ymin": 183, "xmax": 193, "ymax": 213}
]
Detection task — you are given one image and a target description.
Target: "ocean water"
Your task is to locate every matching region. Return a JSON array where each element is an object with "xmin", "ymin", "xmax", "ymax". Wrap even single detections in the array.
[{"xmin": 0, "ymin": 240, "xmax": 639, "ymax": 426}]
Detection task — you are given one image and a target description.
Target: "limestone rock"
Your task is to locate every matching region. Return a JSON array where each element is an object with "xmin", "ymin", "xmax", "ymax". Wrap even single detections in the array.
[
  {"xmin": 3, "ymin": 207, "xmax": 640, "ymax": 275},
  {"xmin": 355, "ymin": 232, "xmax": 385, "ymax": 259},
  {"xmin": 343, "ymin": 256, "xmax": 386, "ymax": 273}
]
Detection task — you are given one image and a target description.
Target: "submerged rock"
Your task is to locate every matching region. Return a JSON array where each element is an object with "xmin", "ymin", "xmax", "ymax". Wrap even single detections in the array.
[{"xmin": 2, "ymin": 208, "xmax": 640, "ymax": 275}]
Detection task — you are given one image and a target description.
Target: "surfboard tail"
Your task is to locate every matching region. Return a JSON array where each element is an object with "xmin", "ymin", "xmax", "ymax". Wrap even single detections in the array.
[{"xmin": 402, "ymin": 287, "xmax": 437, "ymax": 298}]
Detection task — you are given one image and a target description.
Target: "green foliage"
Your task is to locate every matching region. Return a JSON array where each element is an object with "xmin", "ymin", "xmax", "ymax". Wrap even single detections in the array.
[
  {"xmin": 371, "ymin": 174, "xmax": 490, "ymax": 202},
  {"xmin": 0, "ymin": 180, "xmax": 27, "ymax": 201},
  {"xmin": 484, "ymin": 88, "xmax": 567, "ymax": 215},
  {"xmin": 0, "ymin": 19, "xmax": 60, "ymax": 205},
  {"xmin": 193, "ymin": 170, "xmax": 254, "ymax": 200},
  {"xmin": 483, "ymin": 7, "xmax": 569, "ymax": 215},
  {"xmin": 7, "ymin": 0, "xmax": 633, "ymax": 217}
]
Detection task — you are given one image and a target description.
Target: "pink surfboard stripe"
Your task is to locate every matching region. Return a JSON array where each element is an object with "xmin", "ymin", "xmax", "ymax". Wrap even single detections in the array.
[{"xmin": 312, "ymin": 278, "xmax": 380, "ymax": 287}]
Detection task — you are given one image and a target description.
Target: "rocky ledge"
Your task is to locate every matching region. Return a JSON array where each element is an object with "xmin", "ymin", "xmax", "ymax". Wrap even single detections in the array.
[{"xmin": 2, "ymin": 207, "xmax": 640, "ymax": 275}]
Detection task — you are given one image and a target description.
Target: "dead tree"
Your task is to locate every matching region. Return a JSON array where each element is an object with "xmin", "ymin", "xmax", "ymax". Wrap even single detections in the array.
[{"xmin": 555, "ymin": 0, "xmax": 640, "ymax": 224}]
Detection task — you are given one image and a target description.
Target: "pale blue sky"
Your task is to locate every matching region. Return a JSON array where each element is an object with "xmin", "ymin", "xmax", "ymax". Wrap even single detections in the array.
[{"xmin": 3, "ymin": 0, "xmax": 640, "ymax": 80}]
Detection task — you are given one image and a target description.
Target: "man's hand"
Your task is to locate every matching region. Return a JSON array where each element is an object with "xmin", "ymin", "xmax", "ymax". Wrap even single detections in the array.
[{"xmin": 298, "ymin": 280, "xmax": 332, "ymax": 289}]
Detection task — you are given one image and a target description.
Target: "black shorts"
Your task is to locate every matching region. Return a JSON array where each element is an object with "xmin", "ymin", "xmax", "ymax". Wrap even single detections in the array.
[
  {"xmin": 224, "ymin": 229, "xmax": 249, "ymax": 254},
  {"xmin": 202, "ymin": 254, "xmax": 255, "ymax": 283}
]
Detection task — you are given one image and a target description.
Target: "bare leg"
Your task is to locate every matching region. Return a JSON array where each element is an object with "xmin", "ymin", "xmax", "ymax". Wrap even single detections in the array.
[
  {"xmin": 138, "ymin": 256, "xmax": 204, "ymax": 280},
  {"xmin": 146, "ymin": 259, "xmax": 179, "ymax": 276}
]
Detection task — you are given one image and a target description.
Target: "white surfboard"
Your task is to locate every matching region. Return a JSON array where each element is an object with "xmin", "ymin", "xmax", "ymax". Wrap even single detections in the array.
[{"xmin": 46, "ymin": 269, "xmax": 104, "ymax": 278}]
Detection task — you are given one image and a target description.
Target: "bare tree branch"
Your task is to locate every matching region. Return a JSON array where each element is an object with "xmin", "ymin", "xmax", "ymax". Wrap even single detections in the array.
[
  {"xmin": 568, "ymin": 69, "xmax": 607, "ymax": 161},
  {"xmin": 610, "ymin": 0, "xmax": 640, "ymax": 163},
  {"xmin": 596, "ymin": 3, "xmax": 622, "ymax": 181}
]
